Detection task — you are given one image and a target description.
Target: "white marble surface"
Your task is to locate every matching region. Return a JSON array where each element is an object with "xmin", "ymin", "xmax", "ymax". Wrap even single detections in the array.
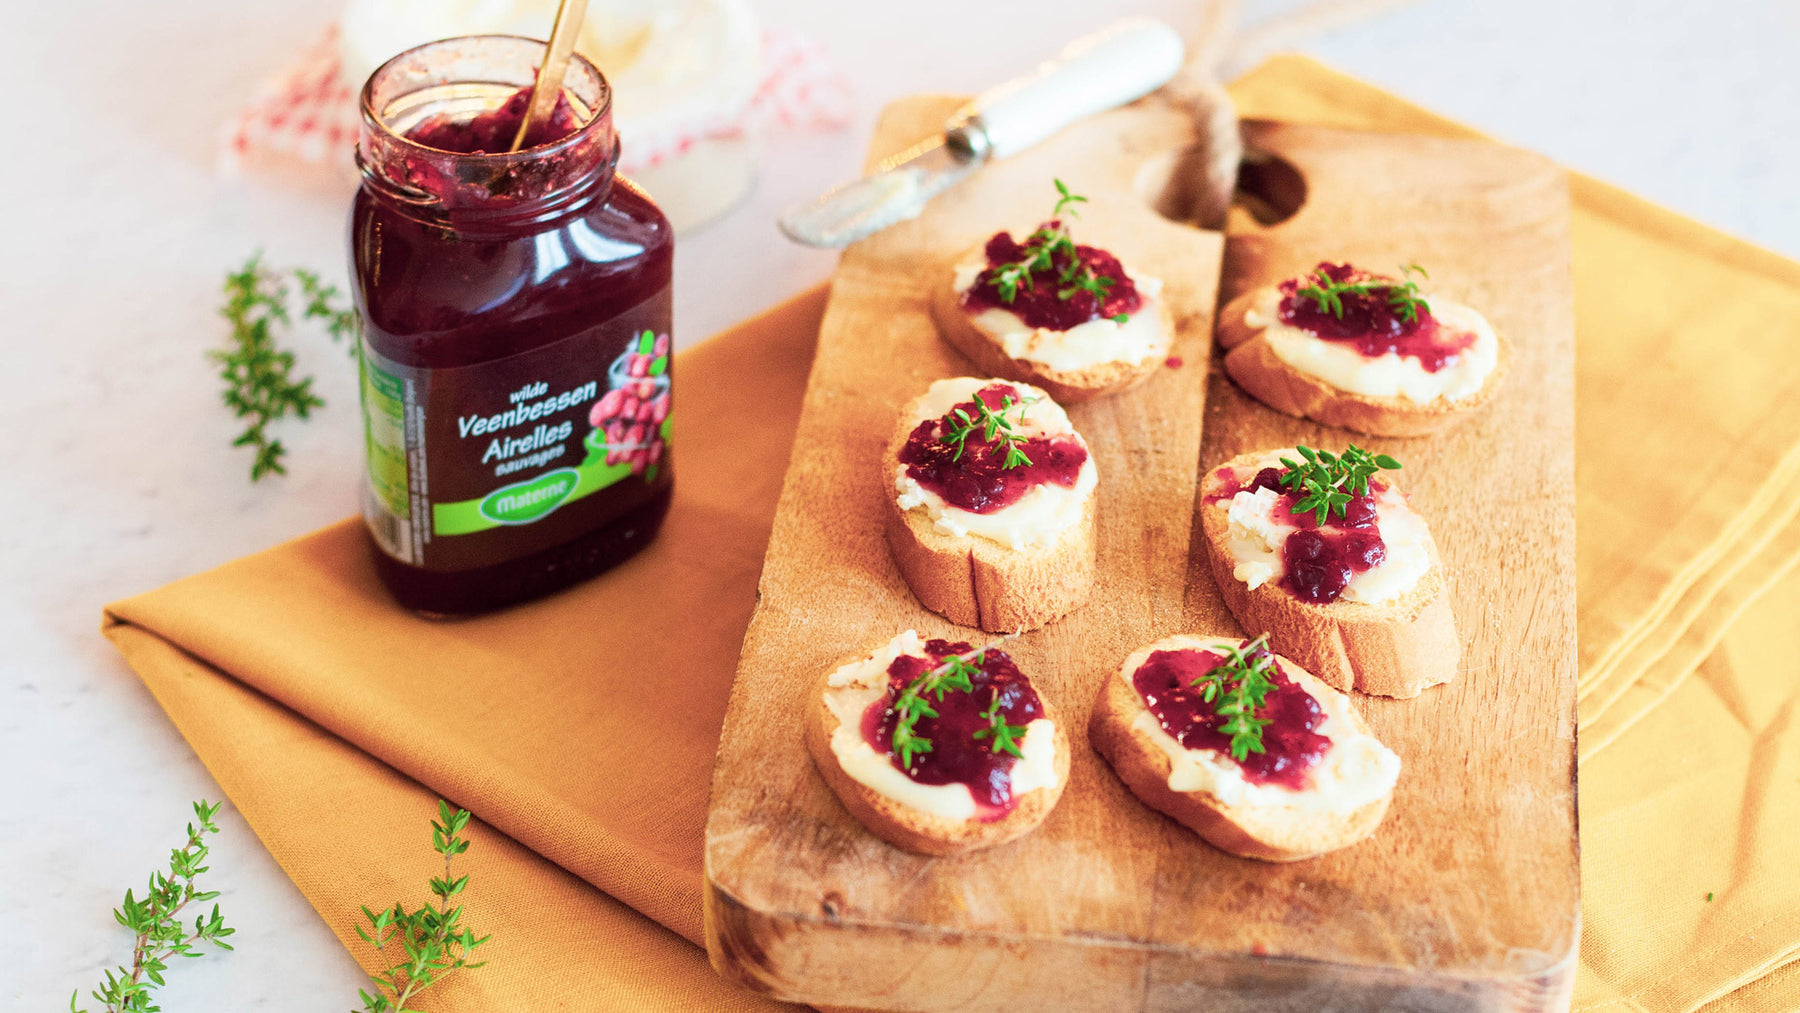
[{"xmin": 3, "ymin": 0, "xmax": 1795, "ymax": 1007}]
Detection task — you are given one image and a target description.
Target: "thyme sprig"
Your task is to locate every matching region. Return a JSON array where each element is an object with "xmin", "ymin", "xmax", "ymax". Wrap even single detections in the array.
[
  {"xmin": 889, "ymin": 636, "xmax": 1018, "ymax": 769},
  {"xmin": 939, "ymin": 391, "xmax": 1040, "ymax": 470},
  {"xmin": 984, "ymin": 179, "xmax": 1130, "ymax": 324},
  {"xmin": 71, "ymin": 801, "xmax": 235, "ymax": 1013},
  {"xmin": 355, "ymin": 800, "xmax": 491, "ymax": 1013},
  {"xmin": 213, "ymin": 254, "xmax": 359, "ymax": 482},
  {"xmin": 1297, "ymin": 263, "xmax": 1430, "ymax": 323},
  {"xmin": 1188, "ymin": 635, "xmax": 1278, "ymax": 761},
  {"xmin": 1277, "ymin": 444, "xmax": 1402, "ymax": 526},
  {"xmin": 971, "ymin": 693, "xmax": 1029, "ymax": 758}
]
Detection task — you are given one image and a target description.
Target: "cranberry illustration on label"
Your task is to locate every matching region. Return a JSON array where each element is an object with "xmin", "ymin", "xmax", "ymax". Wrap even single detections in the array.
[{"xmin": 585, "ymin": 331, "xmax": 672, "ymax": 477}]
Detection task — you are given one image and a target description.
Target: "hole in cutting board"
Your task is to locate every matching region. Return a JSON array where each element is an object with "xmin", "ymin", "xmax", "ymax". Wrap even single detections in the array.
[
  {"xmin": 1135, "ymin": 143, "xmax": 1307, "ymax": 230},
  {"xmin": 1234, "ymin": 148, "xmax": 1307, "ymax": 227}
]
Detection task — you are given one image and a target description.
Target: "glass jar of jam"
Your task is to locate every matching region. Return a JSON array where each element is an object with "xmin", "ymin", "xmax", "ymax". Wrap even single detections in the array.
[{"xmin": 352, "ymin": 36, "xmax": 674, "ymax": 615}]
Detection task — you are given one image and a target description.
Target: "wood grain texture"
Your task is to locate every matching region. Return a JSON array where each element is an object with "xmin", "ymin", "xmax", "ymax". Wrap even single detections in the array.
[{"xmin": 702, "ymin": 104, "xmax": 1578, "ymax": 1012}]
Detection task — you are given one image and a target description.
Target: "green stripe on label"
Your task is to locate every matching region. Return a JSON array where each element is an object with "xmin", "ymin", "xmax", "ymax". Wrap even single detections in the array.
[
  {"xmin": 360, "ymin": 355, "xmax": 410, "ymax": 517},
  {"xmin": 431, "ymin": 418, "xmax": 670, "ymax": 536}
]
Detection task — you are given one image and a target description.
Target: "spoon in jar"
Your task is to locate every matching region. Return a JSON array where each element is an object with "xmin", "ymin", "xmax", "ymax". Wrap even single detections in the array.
[{"xmin": 509, "ymin": 0, "xmax": 591, "ymax": 152}]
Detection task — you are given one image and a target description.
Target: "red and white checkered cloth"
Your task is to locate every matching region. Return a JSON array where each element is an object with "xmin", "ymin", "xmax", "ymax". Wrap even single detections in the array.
[{"xmin": 220, "ymin": 24, "xmax": 851, "ymax": 175}]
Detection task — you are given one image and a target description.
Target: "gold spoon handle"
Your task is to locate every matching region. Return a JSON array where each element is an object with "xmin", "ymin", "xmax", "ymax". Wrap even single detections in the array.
[{"xmin": 509, "ymin": 0, "xmax": 590, "ymax": 152}]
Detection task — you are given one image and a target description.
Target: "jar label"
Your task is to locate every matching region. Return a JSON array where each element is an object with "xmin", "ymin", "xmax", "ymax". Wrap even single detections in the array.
[{"xmin": 359, "ymin": 292, "xmax": 672, "ymax": 572}]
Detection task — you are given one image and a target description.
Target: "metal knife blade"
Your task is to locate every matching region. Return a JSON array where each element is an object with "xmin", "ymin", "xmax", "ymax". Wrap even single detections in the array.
[{"xmin": 778, "ymin": 134, "xmax": 982, "ymax": 248}]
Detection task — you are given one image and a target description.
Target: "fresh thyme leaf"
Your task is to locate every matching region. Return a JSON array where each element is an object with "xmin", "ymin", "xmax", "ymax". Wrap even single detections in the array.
[
  {"xmin": 355, "ymin": 800, "xmax": 492, "ymax": 1013},
  {"xmin": 970, "ymin": 693, "xmax": 1029, "ymax": 758},
  {"xmin": 889, "ymin": 636, "xmax": 1018, "ymax": 769},
  {"xmin": 294, "ymin": 268, "xmax": 360, "ymax": 345},
  {"xmin": 1056, "ymin": 268, "xmax": 1114, "ymax": 303},
  {"xmin": 1295, "ymin": 264, "xmax": 1430, "ymax": 324},
  {"xmin": 937, "ymin": 391, "xmax": 1039, "ymax": 470},
  {"xmin": 72, "ymin": 801, "xmax": 234, "ymax": 1013},
  {"xmin": 1186, "ymin": 635, "xmax": 1277, "ymax": 761},
  {"xmin": 998, "ymin": 262, "xmax": 1033, "ymax": 302},
  {"xmin": 981, "ymin": 180, "xmax": 1124, "ymax": 321},
  {"xmin": 1275, "ymin": 443, "xmax": 1403, "ymax": 526},
  {"xmin": 213, "ymin": 254, "xmax": 360, "ymax": 482},
  {"xmin": 1052, "ymin": 177, "xmax": 1087, "ymax": 219}
]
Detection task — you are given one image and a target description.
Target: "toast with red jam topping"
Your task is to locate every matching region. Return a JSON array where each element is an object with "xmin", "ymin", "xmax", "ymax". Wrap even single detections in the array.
[
  {"xmin": 929, "ymin": 182, "xmax": 1173, "ymax": 403},
  {"xmin": 1089, "ymin": 634, "xmax": 1399, "ymax": 862},
  {"xmin": 1217, "ymin": 263, "xmax": 1508, "ymax": 437},
  {"xmin": 1198, "ymin": 447, "xmax": 1459, "ymax": 698},
  {"xmin": 885, "ymin": 378, "xmax": 1096, "ymax": 633},
  {"xmin": 806, "ymin": 633, "xmax": 1071, "ymax": 856}
]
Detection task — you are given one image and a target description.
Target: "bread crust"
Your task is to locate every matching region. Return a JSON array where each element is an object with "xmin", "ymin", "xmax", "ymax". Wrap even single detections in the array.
[
  {"xmin": 930, "ymin": 251, "xmax": 1173, "ymax": 404},
  {"xmin": 1198, "ymin": 450, "xmax": 1460, "ymax": 699},
  {"xmin": 1088, "ymin": 634, "xmax": 1393, "ymax": 862},
  {"xmin": 1216, "ymin": 287, "xmax": 1509, "ymax": 437},
  {"xmin": 883, "ymin": 400, "xmax": 1096, "ymax": 634},
  {"xmin": 806, "ymin": 647, "xmax": 1072, "ymax": 856}
]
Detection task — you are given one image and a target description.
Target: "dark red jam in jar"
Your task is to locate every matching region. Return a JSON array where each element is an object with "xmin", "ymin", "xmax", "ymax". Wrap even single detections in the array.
[
  {"xmin": 1241, "ymin": 466, "xmax": 1387, "ymax": 606},
  {"xmin": 897, "ymin": 384, "xmax": 1088, "ymax": 514},
  {"xmin": 406, "ymin": 84, "xmax": 580, "ymax": 153},
  {"xmin": 1131, "ymin": 644, "xmax": 1331, "ymax": 790},
  {"xmin": 1277, "ymin": 262, "xmax": 1475, "ymax": 372},
  {"xmin": 962, "ymin": 229, "xmax": 1140, "ymax": 331},
  {"xmin": 352, "ymin": 37, "xmax": 673, "ymax": 614},
  {"xmin": 864, "ymin": 640, "xmax": 1044, "ymax": 819}
]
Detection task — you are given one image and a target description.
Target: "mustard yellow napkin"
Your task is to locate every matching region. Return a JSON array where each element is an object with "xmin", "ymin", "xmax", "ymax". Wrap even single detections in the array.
[
  {"xmin": 1575, "ymin": 573, "xmax": 1800, "ymax": 1011},
  {"xmin": 108, "ymin": 288, "xmax": 829, "ymax": 1012},
  {"xmin": 103, "ymin": 57, "xmax": 1800, "ymax": 1012}
]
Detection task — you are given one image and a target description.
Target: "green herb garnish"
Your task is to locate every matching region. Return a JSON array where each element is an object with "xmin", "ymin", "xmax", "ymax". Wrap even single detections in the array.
[
  {"xmin": 71, "ymin": 801, "xmax": 235, "ymax": 1013},
  {"xmin": 214, "ymin": 255, "xmax": 359, "ymax": 481},
  {"xmin": 1296, "ymin": 263, "xmax": 1430, "ymax": 324},
  {"xmin": 983, "ymin": 179, "xmax": 1128, "ymax": 320},
  {"xmin": 939, "ymin": 391, "xmax": 1040, "ymax": 470},
  {"xmin": 1276, "ymin": 444, "xmax": 1402, "ymax": 526},
  {"xmin": 971, "ymin": 692, "xmax": 1029, "ymax": 758},
  {"xmin": 355, "ymin": 800, "xmax": 491, "ymax": 1013},
  {"xmin": 889, "ymin": 637, "xmax": 1016, "ymax": 769},
  {"xmin": 1188, "ymin": 635, "xmax": 1279, "ymax": 761}
]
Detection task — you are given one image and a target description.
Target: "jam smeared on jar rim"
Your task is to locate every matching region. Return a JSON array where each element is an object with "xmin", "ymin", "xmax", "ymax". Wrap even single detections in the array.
[
  {"xmin": 405, "ymin": 84, "xmax": 582, "ymax": 154},
  {"xmin": 1214, "ymin": 465, "xmax": 1389, "ymax": 606},
  {"xmin": 1277, "ymin": 262, "xmax": 1476, "ymax": 372},
  {"xmin": 899, "ymin": 383, "xmax": 1088, "ymax": 515},
  {"xmin": 963, "ymin": 228, "xmax": 1142, "ymax": 332},
  {"xmin": 1133, "ymin": 644, "xmax": 1331, "ymax": 790},
  {"xmin": 864, "ymin": 640, "xmax": 1045, "ymax": 819}
]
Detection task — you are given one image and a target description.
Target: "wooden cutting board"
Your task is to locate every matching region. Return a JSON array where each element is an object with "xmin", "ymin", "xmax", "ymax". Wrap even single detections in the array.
[{"xmin": 702, "ymin": 97, "xmax": 1578, "ymax": 1012}]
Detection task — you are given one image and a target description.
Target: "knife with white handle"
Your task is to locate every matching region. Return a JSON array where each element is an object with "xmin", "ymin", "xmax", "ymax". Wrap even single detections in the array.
[{"xmin": 779, "ymin": 18, "xmax": 1187, "ymax": 248}]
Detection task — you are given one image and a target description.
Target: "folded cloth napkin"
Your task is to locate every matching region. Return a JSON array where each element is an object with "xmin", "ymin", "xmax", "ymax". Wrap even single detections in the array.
[
  {"xmin": 108, "ymin": 286, "xmax": 827, "ymax": 1012},
  {"xmin": 105, "ymin": 56, "xmax": 1800, "ymax": 1011}
]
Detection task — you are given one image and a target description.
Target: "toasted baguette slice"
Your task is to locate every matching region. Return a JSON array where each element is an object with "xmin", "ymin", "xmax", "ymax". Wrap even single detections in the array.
[
  {"xmin": 1090, "ymin": 633, "xmax": 1398, "ymax": 862},
  {"xmin": 805, "ymin": 634, "xmax": 1072, "ymax": 856},
  {"xmin": 930, "ymin": 250, "xmax": 1174, "ymax": 404},
  {"xmin": 1217, "ymin": 284, "xmax": 1508, "ymax": 437},
  {"xmin": 885, "ymin": 379, "xmax": 1096, "ymax": 633},
  {"xmin": 1198, "ymin": 450, "xmax": 1459, "ymax": 698}
]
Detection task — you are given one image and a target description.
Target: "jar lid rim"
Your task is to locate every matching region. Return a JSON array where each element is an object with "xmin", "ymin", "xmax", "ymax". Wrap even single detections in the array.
[{"xmin": 358, "ymin": 34, "xmax": 615, "ymax": 162}]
